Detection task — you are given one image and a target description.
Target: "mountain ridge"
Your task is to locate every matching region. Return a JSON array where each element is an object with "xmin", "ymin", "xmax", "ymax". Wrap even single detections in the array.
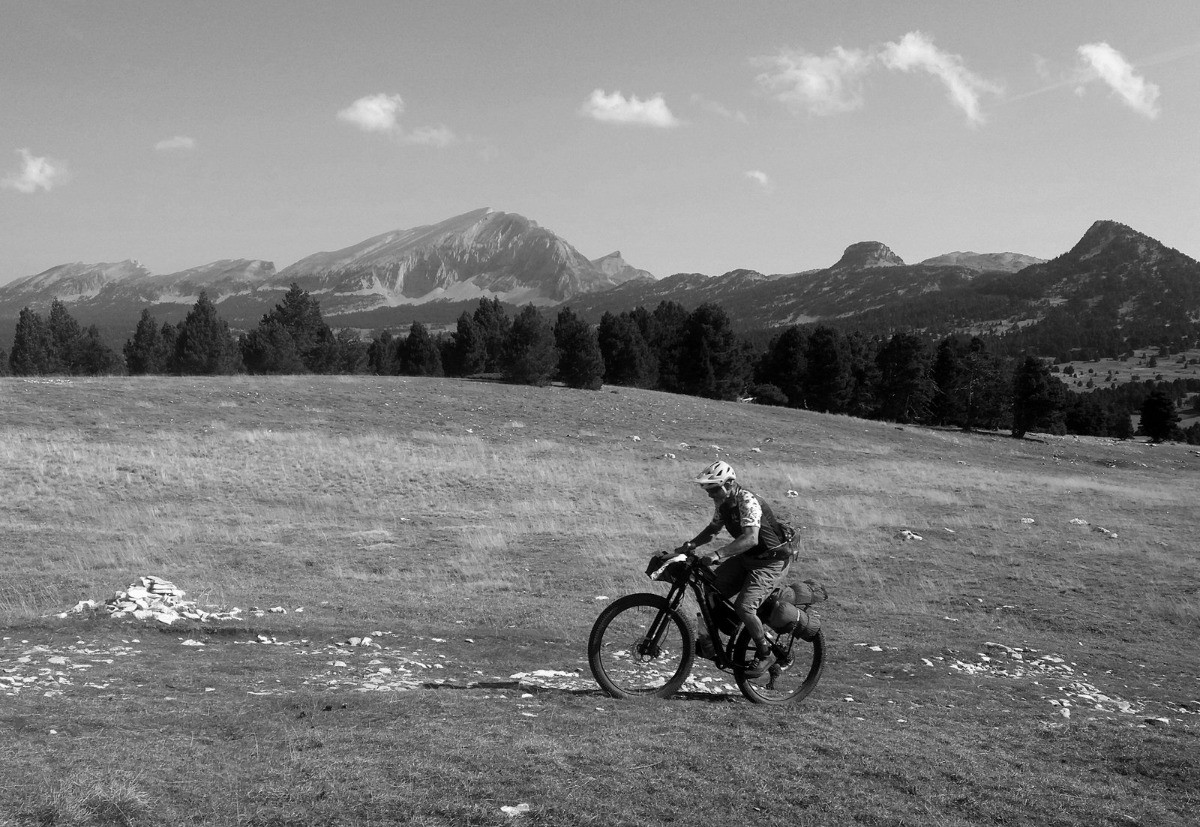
[{"xmin": 1, "ymin": 214, "xmax": 1196, "ymax": 365}]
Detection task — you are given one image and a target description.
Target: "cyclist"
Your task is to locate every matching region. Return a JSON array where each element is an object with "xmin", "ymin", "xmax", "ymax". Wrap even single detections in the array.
[{"xmin": 677, "ymin": 460, "xmax": 792, "ymax": 677}]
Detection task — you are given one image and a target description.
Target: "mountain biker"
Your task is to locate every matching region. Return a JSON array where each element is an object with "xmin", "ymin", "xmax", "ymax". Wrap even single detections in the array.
[{"xmin": 677, "ymin": 460, "xmax": 793, "ymax": 678}]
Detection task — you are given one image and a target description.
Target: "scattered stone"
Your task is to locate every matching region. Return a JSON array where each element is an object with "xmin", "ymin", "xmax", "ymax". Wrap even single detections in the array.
[
  {"xmin": 1092, "ymin": 526, "xmax": 1118, "ymax": 539},
  {"xmin": 1021, "ymin": 518, "xmax": 1036, "ymax": 524},
  {"xmin": 1069, "ymin": 518, "xmax": 1089, "ymax": 526},
  {"xmin": 896, "ymin": 530, "xmax": 923, "ymax": 541}
]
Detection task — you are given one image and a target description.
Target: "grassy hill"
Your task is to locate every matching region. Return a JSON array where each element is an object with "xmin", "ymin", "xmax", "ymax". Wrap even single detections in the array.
[{"xmin": 1, "ymin": 376, "xmax": 1197, "ymax": 825}]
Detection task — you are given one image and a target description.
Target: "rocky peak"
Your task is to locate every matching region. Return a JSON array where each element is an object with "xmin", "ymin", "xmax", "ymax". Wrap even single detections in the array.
[
  {"xmin": 1066, "ymin": 220, "xmax": 1159, "ymax": 264},
  {"xmin": 831, "ymin": 241, "xmax": 905, "ymax": 271}
]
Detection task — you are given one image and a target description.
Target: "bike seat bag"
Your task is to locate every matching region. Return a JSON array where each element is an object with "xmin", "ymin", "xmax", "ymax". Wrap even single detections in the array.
[
  {"xmin": 781, "ymin": 579, "xmax": 828, "ymax": 607},
  {"xmin": 760, "ymin": 589, "xmax": 823, "ymax": 641}
]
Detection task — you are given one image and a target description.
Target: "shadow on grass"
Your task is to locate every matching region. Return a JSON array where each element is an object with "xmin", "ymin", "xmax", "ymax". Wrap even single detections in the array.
[{"xmin": 421, "ymin": 679, "xmax": 741, "ymax": 703}]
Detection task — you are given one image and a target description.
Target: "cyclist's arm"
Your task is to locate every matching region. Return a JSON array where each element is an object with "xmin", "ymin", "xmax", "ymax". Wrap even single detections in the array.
[
  {"xmin": 712, "ymin": 526, "xmax": 759, "ymax": 562},
  {"xmin": 685, "ymin": 524, "xmax": 721, "ymax": 549}
]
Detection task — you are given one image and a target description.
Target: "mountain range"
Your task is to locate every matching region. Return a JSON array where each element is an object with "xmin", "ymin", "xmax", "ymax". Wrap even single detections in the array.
[{"xmin": 1, "ymin": 208, "xmax": 1197, "ymax": 361}]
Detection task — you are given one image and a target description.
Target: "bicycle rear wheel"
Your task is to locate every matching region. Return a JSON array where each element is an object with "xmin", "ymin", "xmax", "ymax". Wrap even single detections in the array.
[
  {"xmin": 732, "ymin": 628, "xmax": 825, "ymax": 705},
  {"xmin": 588, "ymin": 593, "xmax": 694, "ymax": 699}
]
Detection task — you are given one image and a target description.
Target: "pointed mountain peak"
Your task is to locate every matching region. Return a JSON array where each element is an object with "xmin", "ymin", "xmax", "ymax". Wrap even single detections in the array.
[
  {"xmin": 1065, "ymin": 219, "xmax": 1159, "ymax": 260},
  {"xmin": 590, "ymin": 250, "xmax": 654, "ymax": 283},
  {"xmin": 832, "ymin": 241, "xmax": 905, "ymax": 270}
]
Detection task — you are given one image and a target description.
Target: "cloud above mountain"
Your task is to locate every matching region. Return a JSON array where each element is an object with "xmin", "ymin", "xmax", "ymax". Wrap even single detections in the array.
[
  {"xmin": 757, "ymin": 31, "xmax": 1003, "ymax": 125},
  {"xmin": 755, "ymin": 46, "xmax": 873, "ymax": 115},
  {"xmin": 2, "ymin": 148, "xmax": 69, "ymax": 193},
  {"xmin": 1076, "ymin": 42, "xmax": 1161, "ymax": 119},
  {"xmin": 879, "ymin": 32, "xmax": 1003, "ymax": 125},
  {"xmin": 154, "ymin": 135, "xmax": 197, "ymax": 152},
  {"xmin": 337, "ymin": 93, "xmax": 457, "ymax": 146},
  {"xmin": 744, "ymin": 170, "xmax": 773, "ymax": 190},
  {"xmin": 579, "ymin": 89, "xmax": 681, "ymax": 127}
]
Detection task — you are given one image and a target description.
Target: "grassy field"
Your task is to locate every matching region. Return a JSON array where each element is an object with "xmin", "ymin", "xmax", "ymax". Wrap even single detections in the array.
[{"xmin": 1, "ymin": 375, "xmax": 1197, "ymax": 826}]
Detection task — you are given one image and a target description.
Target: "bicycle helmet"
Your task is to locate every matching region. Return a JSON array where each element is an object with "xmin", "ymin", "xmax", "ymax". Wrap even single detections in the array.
[{"xmin": 694, "ymin": 460, "xmax": 736, "ymax": 486}]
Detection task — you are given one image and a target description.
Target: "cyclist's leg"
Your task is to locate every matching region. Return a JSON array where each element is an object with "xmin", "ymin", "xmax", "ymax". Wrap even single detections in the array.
[
  {"xmin": 734, "ymin": 555, "xmax": 790, "ymax": 654},
  {"xmin": 710, "ymin": 556, "xmax": 746, "ymax": 599}
]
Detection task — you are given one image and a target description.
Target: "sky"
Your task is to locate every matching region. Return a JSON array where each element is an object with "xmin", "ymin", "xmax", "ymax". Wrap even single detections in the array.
[{"xmin": 3, "ymin": 1, "xmax": 1199, "ymax": 285}]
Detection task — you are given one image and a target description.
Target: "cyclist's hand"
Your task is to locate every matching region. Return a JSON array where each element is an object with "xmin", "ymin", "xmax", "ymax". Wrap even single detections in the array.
[
  {"xmin": 673, "ymin": 541, "xmax": 695, "ymax": 556},
  {"xmin": 695, "ymin": 548, "xmax": 719, "ymax": 566}
]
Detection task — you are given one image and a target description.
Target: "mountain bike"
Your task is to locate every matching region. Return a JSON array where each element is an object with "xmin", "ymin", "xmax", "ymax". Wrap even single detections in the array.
[{"xmin": 588, "ymin": 550, "xmax": 826, "ymax": 705}]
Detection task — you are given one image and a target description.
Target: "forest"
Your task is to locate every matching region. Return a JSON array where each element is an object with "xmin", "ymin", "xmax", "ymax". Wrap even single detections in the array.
[{"xmin": 4, "ymin": 285, "xmax": 1199, "ymax": 444}]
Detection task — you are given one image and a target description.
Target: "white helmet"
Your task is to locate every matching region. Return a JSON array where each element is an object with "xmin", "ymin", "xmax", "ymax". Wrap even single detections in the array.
[{"xmin": 694, "ymin": 460, "xmax": 736, "ymax": 486}]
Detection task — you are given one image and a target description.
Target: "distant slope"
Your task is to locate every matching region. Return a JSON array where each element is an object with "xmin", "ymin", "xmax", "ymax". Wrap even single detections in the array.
[{"xmin": 0, "ymin": 209, "xmax": 652, "ymax": 344}]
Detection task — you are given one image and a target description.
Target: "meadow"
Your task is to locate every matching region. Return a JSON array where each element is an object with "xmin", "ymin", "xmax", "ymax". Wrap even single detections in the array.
[{"xmin": 0, "ymin": 375, "xmax": 1197, "ymax": 826}]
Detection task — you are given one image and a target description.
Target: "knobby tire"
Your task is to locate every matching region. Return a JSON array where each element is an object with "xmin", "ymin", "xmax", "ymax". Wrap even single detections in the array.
[
  {"xmin": 588, "ymin": 593, "xmax": 695, "ymax": 699},
  {"xmin": 732, "ymin": 627, "xmax": 826, "ymax": 705}
]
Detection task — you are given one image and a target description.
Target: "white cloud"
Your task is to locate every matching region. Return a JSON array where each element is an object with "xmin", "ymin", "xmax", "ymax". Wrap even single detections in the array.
[
  {"xmin": 691, "ymin": 93, "xmax": 748, "ymax": 123},
  {"xmin": 745, "ymin": 170, "xmax": 772, "ymax": 189},
  {"xmin": 759, "ymin": 32, "xmax": 1001, "ymax": 125},
  {"xmin": 755, "ymin": 46, "xmax": 873, "ymax": 115},
  {"xmin": 338, "ymin": 92, "xmax": 458, "ymax": 145},
  {"xmin": 339, "ymin": 93, "xmax": 405, "ymax": 133},
  {"xmin": 579, "ymin": 89, "xmax": 680, "ymax": 127},
  {"xmin": 154, "ymin": 135, "xmax": 197, "ymax": 152},
  {"xmin": 879, "ymin": 31, "xmax": 1003, "ymax": 125},
  {"xmin": 1076, "ymin": 42, "xmax": 1161, "ymax": 119},
  {"xmin": 2, "ymin": 148, "xmax": 69, "ymax": 193},
  {"xmin": 405, "ymin": 125, "xmax": 457, "ymax": 148}
]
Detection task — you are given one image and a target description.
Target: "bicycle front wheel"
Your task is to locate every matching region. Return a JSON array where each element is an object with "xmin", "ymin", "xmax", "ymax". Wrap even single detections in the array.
[
  {"xmin": 733, "ymin": 628, "xmax": 825, "ymax": 705},
  {"xmin": 588, "ymin": 593, "xmax": 694, "ymax": 699}
]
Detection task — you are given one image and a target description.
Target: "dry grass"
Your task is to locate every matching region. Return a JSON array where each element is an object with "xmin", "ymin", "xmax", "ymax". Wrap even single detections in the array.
[{"xmin": 0, "ymin": 376, "xmax": 1197, "ymax": 825}]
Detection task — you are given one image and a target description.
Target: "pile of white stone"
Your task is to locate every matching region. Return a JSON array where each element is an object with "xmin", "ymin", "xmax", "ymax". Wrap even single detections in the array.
[{"xmin": 57, "ymin": 576, "xmax": 244, "ymax": 625}]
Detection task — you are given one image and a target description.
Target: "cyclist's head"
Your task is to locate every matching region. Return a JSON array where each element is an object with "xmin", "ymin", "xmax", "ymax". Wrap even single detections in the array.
[{"xmin": 694, "ymin": 460, "xmax": 736, "ymax": 498}]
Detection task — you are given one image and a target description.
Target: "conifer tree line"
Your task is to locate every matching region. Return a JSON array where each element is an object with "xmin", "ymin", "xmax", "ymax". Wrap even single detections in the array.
[{"xmin": 5, "ymin": 287, "xmax": 1199, "ymax": 443}]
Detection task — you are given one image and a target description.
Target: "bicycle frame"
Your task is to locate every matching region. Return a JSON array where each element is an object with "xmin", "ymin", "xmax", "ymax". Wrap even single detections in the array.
[{"xmin": 657, "ymin": 555, "xmax": 746, "ymax": 671}]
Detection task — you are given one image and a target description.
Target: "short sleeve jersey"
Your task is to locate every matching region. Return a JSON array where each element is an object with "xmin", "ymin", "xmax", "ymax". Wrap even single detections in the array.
[{"xmin": 709, "ymin": 485, "xmax": 785, "ymax": 554}]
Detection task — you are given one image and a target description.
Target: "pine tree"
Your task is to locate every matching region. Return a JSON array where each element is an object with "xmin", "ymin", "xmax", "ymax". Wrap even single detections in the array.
[
  {"xmin": 449, "ymin": 311, "xmax": 487, "ymax": 376},
  {"xmin": 368, "ymin": 331, "xmax": 398, "ymax": 375},
  {"xmin": 333, "ymin": 328, "xmax": 370, "ymax": 374},
  {"xmin": 650, "ymin": 301, "xmax": 688, "ymax": 393},
  {"xmin": 597, "ymin": 312, "xmax": 656, "ymax": 388},
  {"xmin": 124, "ymin": 309, "xmax": 171, "ymax": 374},
  {"xmin": 677, "ymin": 303, "xmax": 749, "ymax": 400},
  {"xmin": 0, "ymin": 346, "xmax": 9, "ymax": 376},
  {"xmin": 473, "ymin": 298, "xmax": 512, "ymax": 373},
  {"xmin": 1139, "ymin": 391, "xmax": 1180, "ymax": 442},
  {"xmin": 401, "ymin": 321, "xmax": 444, "ymax": 376},
  {"xmin": 804, "ymin": 326, "xmax": 854, "ymax": 414},
  {"xmin": 756, "ymin": 326, "xmax": 807, "ymax": 408},
  {"xmin": 1011, "ymin": 356, "xmax": 1064, "ymax": 438},
  {"xmin": 175, "ymin": 292, "xmax": 242, "ymax": 375},
  {"xmin": 930, "ymin": 336, "xmax": 967, "ymax": 426},
  {"xmin": 875, "ymin": 332, "xmax": 933, "ymax": 424},
  {"xmin": 554, "ymin": 308, "xmax": 604, "ymax": 390},
  {"xmin": 9, "ymin": 307, "xmax": 53, "ymax": 375},
  {"xmin": 72, "ymin": 325, "xmax": 123, "ymax": 375},
  {"xmin": 240, "ymin": 319, "xmax": 305, "ymax": 374},
  {"xmin": 846, "ymin": 331, "xmax": 880, "ymax": 418},
  {"xmin": 502, "ymin": 305, "xmax": 558, "ymax": 386},
  {"xmin": 246, "ymin": 284, "xmax": 335, "ymax": 373},
  {"xmin": 46, "ymin": 299, "xmax": 82, "ymax": 373}
]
